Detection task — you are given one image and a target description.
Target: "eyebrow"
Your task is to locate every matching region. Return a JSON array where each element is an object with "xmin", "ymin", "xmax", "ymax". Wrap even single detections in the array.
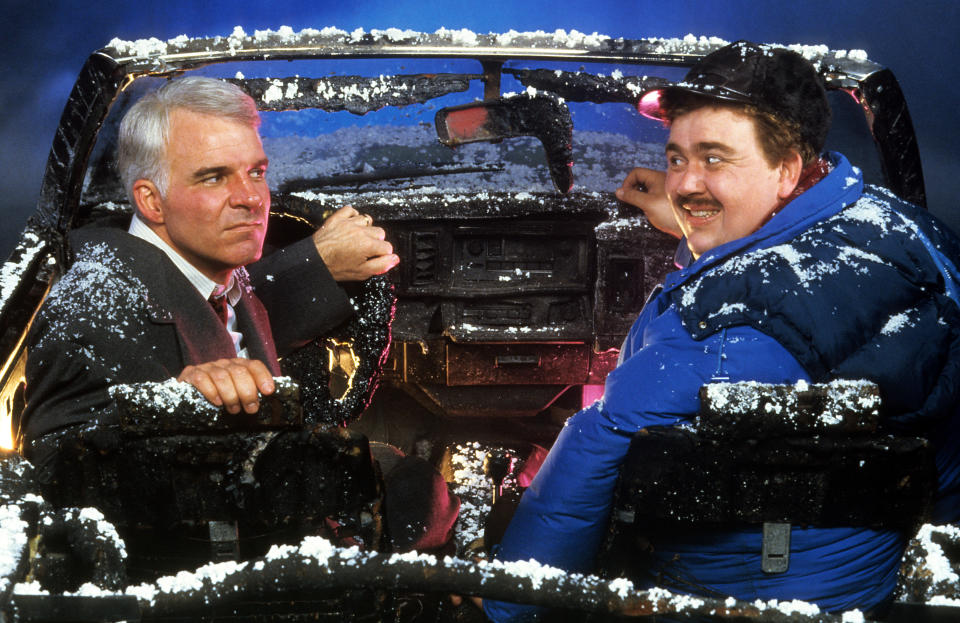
[
  {"xmin": 190, "ymin": 158, "xmax": 269, "ymax": 181},
  {"xmin": 191, "ymin": 166, "xmax": 230, "ymax": 181},
  {"xmin": 665, "ymin": 141, "xmax": 736, "ymax": 155}
]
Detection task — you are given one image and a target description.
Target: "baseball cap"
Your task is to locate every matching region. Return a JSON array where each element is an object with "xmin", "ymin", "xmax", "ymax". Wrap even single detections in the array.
[{"xmin": 637, "ymin": 40, "xmax": 831, "ymax": 155}]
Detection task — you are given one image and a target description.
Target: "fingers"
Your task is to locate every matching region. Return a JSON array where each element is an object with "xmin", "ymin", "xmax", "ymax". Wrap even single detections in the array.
[
  {"xmin": 323, "ymin": 205, "xmax": 376, "ymax": 230},
  {"xmin": 360, "ymin": 234, "xmax": 393, "ymax": 257},
  {"xmin": 615, "ymin": 185, "xmax": 647, "ymax": 208},
  {"xmin": 361, "ymin": 252, "xmax": 401, "ymax": 276},
  {"xmin": 365, "ymin": 224, "xmax": 386, "ymax": 241},
  {"xmin": 314, "ymin": 208, "xmax": 400, "ymax": 281},
  {"xmin": 349, "ymin": 235, "xmax": 398, "ymax": 276},
  {"xmin": 616, "ymin": 167, "xmax": 665, "ymax": 207},
  {"xmin": 322, "ymin": 205, "xmax": 361, "ymax": 228},
  {"xmin": 615, "ymin": 167, "xmax": 682, "ymax": 238},
  {"xmin": 177, "ymin": 358, "xmax": 276, "ymax": 414}
]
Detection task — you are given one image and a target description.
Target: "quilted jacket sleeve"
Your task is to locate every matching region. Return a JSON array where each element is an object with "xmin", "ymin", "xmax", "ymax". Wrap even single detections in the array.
[{"xmin": 484, "ymin": 308, "xmax": 810, "ymax": 622}]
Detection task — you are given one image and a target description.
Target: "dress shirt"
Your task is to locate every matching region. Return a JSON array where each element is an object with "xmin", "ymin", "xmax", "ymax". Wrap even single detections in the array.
[{"xmin": 128, "ymin": 215, "xmax": 248, "ymax": 357}]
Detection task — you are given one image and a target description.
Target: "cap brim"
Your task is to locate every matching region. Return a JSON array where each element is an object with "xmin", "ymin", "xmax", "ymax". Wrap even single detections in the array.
[
  {"xmin": 636, "ymin": 88, "xmax": 667, "ymax": 121},
  {"xmin": 636, "ymin": 84, "xmax": 755, "ymax": 121}
]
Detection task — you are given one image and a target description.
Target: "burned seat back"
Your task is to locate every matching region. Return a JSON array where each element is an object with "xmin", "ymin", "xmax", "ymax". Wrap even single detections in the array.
[
  {"xmin": 604, "ymin": 380, "xmax": 936, "ymax": 577},
  {"xmin": 35, "ymin": 378, "xmax": 382, "ymax": 581}
]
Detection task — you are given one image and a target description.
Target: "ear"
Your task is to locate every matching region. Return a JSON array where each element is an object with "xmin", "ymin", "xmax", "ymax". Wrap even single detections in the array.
[
  {"xmin": 132, "ymin": 179, "xmax": 165, "ymax": 225},
  {"xmin": 776, "ymin": 151, "xmax": 805, "ymax": 199}
]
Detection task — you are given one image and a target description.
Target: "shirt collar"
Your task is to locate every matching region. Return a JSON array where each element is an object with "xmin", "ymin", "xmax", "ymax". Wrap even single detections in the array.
[{"xmin": 128, "ymin": 214, "xmax": 242, "ymax": 305}]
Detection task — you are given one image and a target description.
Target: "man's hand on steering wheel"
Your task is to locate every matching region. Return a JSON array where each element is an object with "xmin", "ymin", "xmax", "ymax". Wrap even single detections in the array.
[{"xmin": 313, "ymin": 205, "xmax": 399, "ymax": 281}]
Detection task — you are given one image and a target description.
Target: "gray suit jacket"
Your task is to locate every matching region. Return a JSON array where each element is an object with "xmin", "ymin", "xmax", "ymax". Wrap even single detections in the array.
[{"xmin": 20, "ymin": 226, "xmax": 352, "ymax": 463}]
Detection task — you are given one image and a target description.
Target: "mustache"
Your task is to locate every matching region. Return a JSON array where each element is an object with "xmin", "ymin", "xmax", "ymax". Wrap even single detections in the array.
[{"xmin": 678, "ymin": 194, "xmax": 722, "ymax": 211}]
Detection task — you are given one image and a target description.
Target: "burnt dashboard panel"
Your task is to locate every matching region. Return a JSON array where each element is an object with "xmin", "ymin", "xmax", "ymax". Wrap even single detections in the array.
[{"xmin": 355, "ymin": 198, "xmax": 678, "ymax": 417}]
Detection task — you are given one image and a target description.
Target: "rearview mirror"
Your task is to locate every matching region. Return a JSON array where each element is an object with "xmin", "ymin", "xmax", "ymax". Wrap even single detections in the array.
[{"xmin": 435, "ymin": 94, "xmax": 573, "ymax": 193}]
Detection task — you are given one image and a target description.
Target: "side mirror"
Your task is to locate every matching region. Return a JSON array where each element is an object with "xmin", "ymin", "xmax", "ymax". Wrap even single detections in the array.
[{"xmin": 435, "ymin": 94, "xmax": 574, "ymax": 193}]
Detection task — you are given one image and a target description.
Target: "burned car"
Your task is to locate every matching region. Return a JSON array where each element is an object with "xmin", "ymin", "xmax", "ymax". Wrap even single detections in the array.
[{"xmin": 0, "ymin": 27, "xmax": 957, "ymax": 623}]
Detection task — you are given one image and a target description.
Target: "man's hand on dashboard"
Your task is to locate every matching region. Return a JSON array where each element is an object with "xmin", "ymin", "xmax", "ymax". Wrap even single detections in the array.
[
  {"xmin": 313, "ymin": 205, "xmax": 400, "ymax": 281},
  {"xmin": 615, "ymin": 167, "xmax": 682, "ymax": 239},
  {"xmin": 177, "ymin": 358, "xmax": 275, "ymax": 414}
]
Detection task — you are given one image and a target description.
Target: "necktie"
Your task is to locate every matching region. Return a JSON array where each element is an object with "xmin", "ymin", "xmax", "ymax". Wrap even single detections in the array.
[{"xmin": 209, "ymin": 294, "xmax": 228, "ymax": 325}]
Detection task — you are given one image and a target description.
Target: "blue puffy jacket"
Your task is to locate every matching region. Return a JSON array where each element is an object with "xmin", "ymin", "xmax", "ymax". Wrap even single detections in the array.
[{"xmin": 485, "ymin": 153, "xmax": 960, "ymax": 622}]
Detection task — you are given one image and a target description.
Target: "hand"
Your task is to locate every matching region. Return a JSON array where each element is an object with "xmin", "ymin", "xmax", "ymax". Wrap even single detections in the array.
[
  {"xmin": 615, "ymin": 167, "xmax": 682, "ymax": 239},
  {"xmin": 313, "ymin": 206, "xmax": 400, "ymax": 281},
  {"xmin": 177, "ymin": 358, "xmax": 275, "ymax": 414}
]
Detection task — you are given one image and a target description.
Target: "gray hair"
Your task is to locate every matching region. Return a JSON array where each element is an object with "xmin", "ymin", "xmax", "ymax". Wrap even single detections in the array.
[{"xmin": 117, "ymin": 76, "xmax": 261, "ymax": 202}]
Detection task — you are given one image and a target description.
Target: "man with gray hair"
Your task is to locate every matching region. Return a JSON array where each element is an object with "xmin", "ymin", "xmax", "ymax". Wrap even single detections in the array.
[{"xmin": 20, "ymin": 76, "xmax": 398, "ymax": 467}]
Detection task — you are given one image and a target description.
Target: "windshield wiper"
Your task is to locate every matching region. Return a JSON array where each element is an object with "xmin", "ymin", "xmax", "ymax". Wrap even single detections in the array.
[{"xmin": 278, "ymin": 163, "xmax": 504, "ymax": 192}]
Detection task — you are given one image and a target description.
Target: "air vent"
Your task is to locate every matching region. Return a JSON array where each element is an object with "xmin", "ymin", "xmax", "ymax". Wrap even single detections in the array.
[
  {"xmin": 412, "ymin": 231, "xmax": 440, "ymax": 285},
  {"xmin": 462, "ymin": 303, "xmax": 532, "ymax": 325}
]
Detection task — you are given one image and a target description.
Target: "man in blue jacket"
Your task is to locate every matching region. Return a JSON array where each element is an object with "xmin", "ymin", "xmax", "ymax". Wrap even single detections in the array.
[{"xmin": 484, "ymin": 41, "xmax": 960, "ymax": 621}]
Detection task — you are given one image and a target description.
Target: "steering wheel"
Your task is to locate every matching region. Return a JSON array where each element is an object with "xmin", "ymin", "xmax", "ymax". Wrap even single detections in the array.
[{"xmin": 280, "ymin": 275, "xmax": 395, "ymax": 426}]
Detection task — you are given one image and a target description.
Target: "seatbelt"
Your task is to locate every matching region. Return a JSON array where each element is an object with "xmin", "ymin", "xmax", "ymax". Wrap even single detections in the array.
[
  {"xmin": 912, "ymin": 221, "xmax": 960, "ymax": 305},
  {"xmin": 761, "ymin": 522, "xmax": 791, "ymax": 573}
]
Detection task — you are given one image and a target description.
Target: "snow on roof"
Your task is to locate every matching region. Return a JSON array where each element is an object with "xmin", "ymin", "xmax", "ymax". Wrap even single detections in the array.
[
  {"xmin": 102, "ymin": 26, "xmax": 874, "ymax": 70},
  {"xmin": 105, "ymin": 26, "xmax": 615, "ymax": 59}
]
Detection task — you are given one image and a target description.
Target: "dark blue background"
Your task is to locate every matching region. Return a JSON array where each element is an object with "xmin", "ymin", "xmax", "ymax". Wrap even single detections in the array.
[{"xmin": 2, "ymin": 0, "xmax": 958, "ymax": 258}]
